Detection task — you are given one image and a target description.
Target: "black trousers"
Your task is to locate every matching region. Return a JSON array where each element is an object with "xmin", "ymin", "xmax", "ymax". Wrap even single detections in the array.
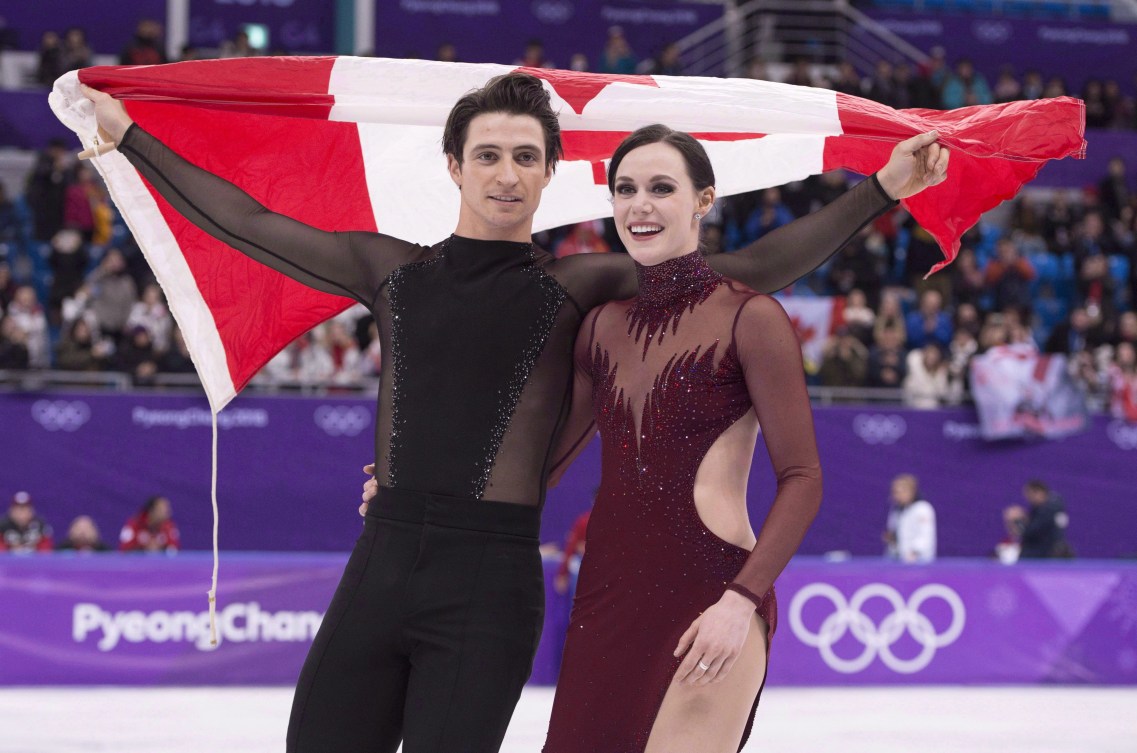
[{"xmin": 287, "ymin": 487, "xmax": 545, "ymax": 753}]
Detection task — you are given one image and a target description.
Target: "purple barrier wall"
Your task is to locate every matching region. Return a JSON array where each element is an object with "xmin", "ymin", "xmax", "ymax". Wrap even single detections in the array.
[
  {"xmin": 549, "ymin": 406, "xmax": 1137, "ymax": 560},
  {"xmin": 2, "ymin": 394, "xmax": 1135, "ymax": 557},
  {"xmin": 187, "ymin": 0, "xmax": 335, "ymax": 53},
  {"xmin": 374, "ymin": 1, "xmax": 722, "ymax": 68},
  {"xmin": 861, "ymin": 11, "xmax": 1136, "ymax": 97},
  {"xmin": 0, "ymin": 91, "xmax": 80, "ymax": 150},
  {"xmin": 0, "ymin": 0, "xmax": 167, "ymax": 53},
  {"xmin": 1035, "ymin": 129, "xmax": 1137, "ymax": 191},
  {"xmin": 3, "ymin": 554, "xmax": 1134, "ymax": 686},
  {"xmin": 0, "ymin": 553, "xmax": 564, "ymax": 686}
]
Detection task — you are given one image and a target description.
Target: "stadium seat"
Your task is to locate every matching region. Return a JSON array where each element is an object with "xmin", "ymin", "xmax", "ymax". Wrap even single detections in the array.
[
  {"xmin": 1109, "ymin": 254, "xmax": 1130, "ymax": 285},
  {"xmin": 1030, "ymin": 252, "xmax": 1059, "ymax": 285},
  {"xmin": 1078, "ymin": 4, "xmax": 1110, "ymax": 18},
  {"xmin": 1055, "ymin": 253, "xmax": 1077, "ymax": 299}
]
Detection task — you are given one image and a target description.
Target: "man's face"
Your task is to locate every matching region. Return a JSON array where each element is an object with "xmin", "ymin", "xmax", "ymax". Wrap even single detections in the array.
[
  {"xmin": 448, "ymin": 113, "xmax": 552, "ymax": 243},
  {"xmin": 1023, "ymin": 487, "xmax": 1047, "ymax": 506},
  {"xmin": 9, "ymin": 504, "xmax": 33, "ymax": 529},
  {"xmin": 920, "ymin": 290, "xmax": 942, "ymax": 316},
  {"xmin": 891, "ymin": 479, "xmax": 916, "ymax": 506}
]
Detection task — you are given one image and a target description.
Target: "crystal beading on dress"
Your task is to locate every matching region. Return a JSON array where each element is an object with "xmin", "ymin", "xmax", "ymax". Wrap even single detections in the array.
[{"xmin": 627, "ymin": 250, "xmax": 723, "ymax": 359}]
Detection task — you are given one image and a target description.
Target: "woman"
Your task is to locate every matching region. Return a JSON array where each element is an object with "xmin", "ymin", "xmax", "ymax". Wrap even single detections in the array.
[
  {"xmin": 119, "ymin": 496, "xmax": 180, "ymax": 553},
  {"xmin": 542, "ymin": 125, "xmax": 822, "ymax": 752}
]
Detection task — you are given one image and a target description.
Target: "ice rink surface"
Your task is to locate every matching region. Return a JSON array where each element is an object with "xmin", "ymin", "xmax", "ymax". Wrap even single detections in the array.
[{"xmin": 1, "ymin": 685, "xmax": 1134, "ymax": 753}]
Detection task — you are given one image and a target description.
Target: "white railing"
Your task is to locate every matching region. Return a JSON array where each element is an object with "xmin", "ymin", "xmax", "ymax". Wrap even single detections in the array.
[
  {"xmin": 0, "ymin": 369, "xmax": 945, "ymax": 406},
  {"xmin": 674, "ymin": 0, "xmax": 932, "ymax": 79}
]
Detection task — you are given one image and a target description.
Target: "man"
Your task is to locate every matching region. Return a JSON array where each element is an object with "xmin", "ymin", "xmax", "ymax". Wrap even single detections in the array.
[
  {"xmin": 84, "ymin": 73, "xmax": 946, "ymax": 752},
  {"xmin": 882, "ymin": 474, "xmax": 936, "ymax": 563},
  {"xmin": 1006, "ymin": 480, "xmax": 1072, "ymax": 559},
  {"xmin": 0, "ymin": 492, "xmax": 54, "ymax": 553}
]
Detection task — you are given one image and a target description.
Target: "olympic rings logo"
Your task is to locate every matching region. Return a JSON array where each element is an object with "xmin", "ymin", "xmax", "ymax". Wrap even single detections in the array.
[
  {"xmin": 852, "ymin": 414, "xmax": 907, "ymax": 445},
  {"xmin": 532, "ymin": 0, "xmax": 574, "ymax": 24},
  {"xmin": 1107, "ymin": 420, "xmax": 1137, "ymax": 451},
  {"xmin": 313, "ymin": 406, "xmax": 371, "ymax": 437},
  {"xmin": 788, "ymin": 583, "xmax": 966, "ymax": 674},
  {"xmin": 31, "ymin": 400, "xmax": 91, "ymax": 432},
  {"xmin": 972, "ymin": 20, "xmax": 1012, "ymax": 44}
]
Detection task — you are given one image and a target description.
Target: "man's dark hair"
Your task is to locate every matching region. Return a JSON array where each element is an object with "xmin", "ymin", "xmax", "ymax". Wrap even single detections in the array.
[
  {"xmin": 1024, "ymin": 480, "xmax": 1050, "ymax": 496},
  {"xmin": 443, "ymin": 73, "xmax": 562, "ymax": 170},
  {"xmin": 606, "ymin": 124, "xmax": 715, "ymax": 195}
]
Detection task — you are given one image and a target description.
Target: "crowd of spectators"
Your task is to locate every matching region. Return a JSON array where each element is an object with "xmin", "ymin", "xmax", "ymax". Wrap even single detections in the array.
[
  {"xmin": 747, "ymin": 46, "xmax": 1137, "ymax": 132},
  {"xmin": 11, "ymin": 11, "xmax": 1137, "ymax": 132},
  {"xmin": 699, "ymin": 160, "xmax": 1137, "ymax": 415},
  {"xmin": 2, "ymin": 126, "xmax": 1135, "ymax": 412},
  {"xmin": 1, "ymin": 20, "xmax": 1135, "ymax": 417},
  {"xmin": 0, "ymin": 490, "xmax": 179, "ymax": 555}
]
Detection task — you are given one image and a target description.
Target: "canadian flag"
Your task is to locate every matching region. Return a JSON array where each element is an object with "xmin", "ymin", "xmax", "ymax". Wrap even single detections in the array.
[
  {"xmin": 49, "ymin": 57, "xmax": 1085, "ymax": 411},
  {"xmin": 777, "ymin": 296, "xmax": 842, "ymax": 374}
]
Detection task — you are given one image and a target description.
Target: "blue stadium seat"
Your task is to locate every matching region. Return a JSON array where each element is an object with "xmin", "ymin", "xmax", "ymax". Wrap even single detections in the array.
[
  {"xmin": 1029, "ymin": 252, "xmax": 1058, "ymax": 285},
  {"xmin": 1003, "ymin": 0, "xmax": 1035, "ymax": 15},
  {"xmin": 1109, "ymin": 254, "xmax": 1130, "ymax": 284},
  {"xmin": 1055, "ymin": 253, "xmax": 1077, "ymax": 299},
  {"xmin": 1078, "ymin": 4, "xmax": 1110, "ymax": 18},
  {"xmin": 1033, "ymin": 295, "xmax": 1067, "ymax": 345}
]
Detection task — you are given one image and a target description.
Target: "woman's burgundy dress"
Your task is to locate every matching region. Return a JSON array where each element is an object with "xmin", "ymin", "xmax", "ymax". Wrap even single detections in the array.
[{"xmin": 543, "ymin": 251, "xmax": 822, "ymax": 753}]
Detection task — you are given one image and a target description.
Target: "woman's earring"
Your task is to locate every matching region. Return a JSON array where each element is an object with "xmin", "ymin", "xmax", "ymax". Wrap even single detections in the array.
[{"xmin": 694, "ymin": 213, "xmax": 702, "ymax": 221}]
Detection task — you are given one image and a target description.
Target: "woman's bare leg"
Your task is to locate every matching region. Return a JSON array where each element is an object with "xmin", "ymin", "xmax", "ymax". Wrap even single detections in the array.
[{"xmin": 643, "ymin": 614, "xmax": 769, "ymax": 753}]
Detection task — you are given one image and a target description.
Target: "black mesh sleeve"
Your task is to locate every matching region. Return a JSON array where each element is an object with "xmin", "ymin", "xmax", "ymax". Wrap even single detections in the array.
[{"xmin": 119, "ymin": 124, "xmax": 429, "ymax": 305}]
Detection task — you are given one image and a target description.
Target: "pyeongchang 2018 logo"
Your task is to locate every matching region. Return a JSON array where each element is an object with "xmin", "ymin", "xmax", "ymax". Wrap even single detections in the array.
[
  {"xmin": 852, "ymin": 414, "xmax": 907, "ymax": 445},
  {"xmin": 73, "ymin": 602, "xmax": 323, "ymax": 651},
  {"xmin": 788, "ymin": 583, "xmax": 966, "ymax": 674}
]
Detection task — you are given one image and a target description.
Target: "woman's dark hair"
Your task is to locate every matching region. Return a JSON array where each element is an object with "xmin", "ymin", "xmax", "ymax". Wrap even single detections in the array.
[
  {"xmin": 606, "ymin": 124, "xmax": 715, "ymax": 195},
  {"xmin": 141, "ymin": 495, "xmax": 167, "ymax": 516},
  {"xmin": 443, "ymin": 73, "xmax": 562, "ymax": 170}
]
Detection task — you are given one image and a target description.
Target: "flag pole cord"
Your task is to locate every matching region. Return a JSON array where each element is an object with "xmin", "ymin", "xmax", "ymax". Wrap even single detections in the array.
[{"xmin": 208, "ymin": 410, "xmax": 219, "ymax": 646}]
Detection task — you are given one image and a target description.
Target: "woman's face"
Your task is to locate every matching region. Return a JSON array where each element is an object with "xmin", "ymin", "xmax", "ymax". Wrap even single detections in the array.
[{"xmin": 612, "ymin": 142, "xmax": 712, "ymax": 267}]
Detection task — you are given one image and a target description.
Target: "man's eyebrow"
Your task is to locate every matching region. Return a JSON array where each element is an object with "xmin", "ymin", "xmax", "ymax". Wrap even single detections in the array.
[{"xmin": 469, "ymin": 143, "xmax": 543, "ymax": 152}]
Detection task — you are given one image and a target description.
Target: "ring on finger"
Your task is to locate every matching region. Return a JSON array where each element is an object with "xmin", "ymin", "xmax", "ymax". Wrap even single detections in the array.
[{"xmin": 698, "ymin": 661, "xmax": 711, "ymax": 671}]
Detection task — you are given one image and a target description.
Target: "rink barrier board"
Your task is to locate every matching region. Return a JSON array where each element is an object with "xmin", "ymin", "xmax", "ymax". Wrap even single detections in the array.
[
  {"xmin": 2, "ymin": 555, "xmax": 1135, "ymax": 686},
  {"xmin": 3, "ymin": 393, "xmax": 1136, "ymax": 558}
]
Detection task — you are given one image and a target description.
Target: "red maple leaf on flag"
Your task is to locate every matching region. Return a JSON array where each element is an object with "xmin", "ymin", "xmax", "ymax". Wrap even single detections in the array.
[{"xmin": 788, "ymin": 314, "xmax": 818, "ymax": 347}]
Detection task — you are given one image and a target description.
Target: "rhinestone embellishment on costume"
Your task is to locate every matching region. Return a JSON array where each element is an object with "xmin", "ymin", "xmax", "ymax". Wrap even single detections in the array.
[
  {"xmin": 470, "ymin": 246, "xmax": 567, "ymax": 499},
  {"xmin": 384, "ymin": 246, "xmax": 445, "ymax": 487},
  {"xmin": 627, "ymin": 251, "xmax": 722, "ymax": 359}
]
